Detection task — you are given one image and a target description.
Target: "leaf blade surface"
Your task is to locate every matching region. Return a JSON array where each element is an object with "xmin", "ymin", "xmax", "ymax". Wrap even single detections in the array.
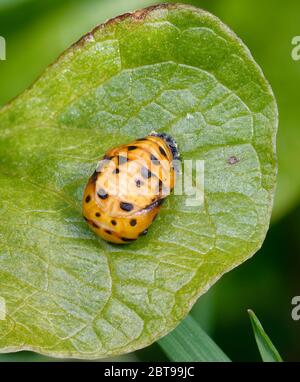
[{"xmin": 0, "ymin": 4, "xmax": 277, "ymax": 359}]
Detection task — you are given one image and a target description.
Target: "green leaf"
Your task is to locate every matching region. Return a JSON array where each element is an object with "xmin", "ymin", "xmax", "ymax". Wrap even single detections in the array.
[
  {"xmin": 0, "ymin": 4, "xmax": 277, "ymax": 359},
  {"xmin": 159, "ymin": 315, "xmax": 230, "ymax": 362},
  {"xmin": 0, "ymin": 0, "xmax": 32, "ymax": 12},
  {"xmin": 189, "ymin": 0, "xmax": 299, "ymax": 220},
  {"xmin": 0, "ymin": 0, "xmax": 154, "ymax": 106},
  {"xmin": 248, "ymin": 310, "xmax": 283, "ymax": 362}
]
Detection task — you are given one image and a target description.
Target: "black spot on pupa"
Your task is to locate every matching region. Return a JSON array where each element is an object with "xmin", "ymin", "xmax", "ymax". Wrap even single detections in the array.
[
  {"xmin": 130, "ymin": 219, "xmax": 137, "ymax": 227},
  {"xmin": 227, "ymin": 156, "xmax": 239, "ymax": 165},
  {"xmin": 121, "ymin": 237, "xmax": 137, "ymax": 242},
  {"xmin": 128, "ymin": 145, "xmax": 137, "ymax": 151},
  {"xmin": 83, "ymin": 215, "xmax": 88, "ymax": 221},
  {"xmin": 159, "ymin": 146, "xmax": 167, "ymax": 157},
  {"xmin": 139, "ymin": 229, "xmax": 148, "ymax": 236},
  {"xmin": 95, "ymin": 212, "xmax": 101, "ymax": 217},
  {"xmin": 92, "ymin": 222, "xmax": 99, "ymax": 229},
  {"xmin": 113, "ymin": 168, "xmax": 120, "ymax": 174},
  {"xmin": 158, "ymin": 179, "xmax": 163, "ymax": 192},
  {"xmin": 105, "ymin": 229, "xmax": 112, "ymax": 235},
  {"xmin": 135, "ymin": 179, "xmax": 143, "ymax": 188},
  {"xmin": 85, "ymin": 195, "xmax": 91, "ymax": 203},
  {"xmin": 120, "ymin": 202, "xmax": 134, "ymax": 212},
  {"xmin": 111, "ymin": 220, "xmax": 117, "ymax": 226},
  {"xmin": 104, "ymin": 154, "xmax": 114, "ymax": 160},
  {"xmin": 90, "ymin": 171, "xmax": 98, "ymax": 183},
  {"xmin": 141, "ymin": 166, "xmax": 152, "ymax": 179},
  {"xmin": 136, "ymin": 138, "xmax": 147, "ymax": 141},
  {"xmin": 97, "ymin": 189, "xmax": 108, "ymax": 199},
  {"xmin": 150, "ymin": 154, "xmax": 160, "ymax": 165}
]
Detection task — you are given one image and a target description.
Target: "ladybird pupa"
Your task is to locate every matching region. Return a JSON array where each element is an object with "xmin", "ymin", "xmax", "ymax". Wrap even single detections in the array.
[{"xmin": 82, "ymin": 132, "xmax": 179, "ymax": 244}]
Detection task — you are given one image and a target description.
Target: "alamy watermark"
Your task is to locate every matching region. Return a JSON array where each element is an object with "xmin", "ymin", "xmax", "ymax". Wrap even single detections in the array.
[
  {"xmin": 95, "ymin": 157, "xmax": 205, "ymax": 207},
  {"xmin": 291, "ymin": 296, "xmax": 300, "ymax": 320},
  {"xmin": 291, "ymin": 36, "xmax": 300, "ymax": 61},
  {"xmin": 0, "ymin": 35, "xmax": 6, "ymax": 60}
]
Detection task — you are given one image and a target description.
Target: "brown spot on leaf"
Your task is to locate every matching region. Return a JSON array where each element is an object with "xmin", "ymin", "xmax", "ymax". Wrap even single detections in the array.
[{"xmin": 227, "ymin": 156, "xmax": 239, "ymax": 165}]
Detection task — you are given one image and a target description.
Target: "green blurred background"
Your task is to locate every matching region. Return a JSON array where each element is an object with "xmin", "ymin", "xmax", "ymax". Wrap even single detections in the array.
[{"xmin": 0, "ymin": 0, "xmax": 299, "ymax": 362}]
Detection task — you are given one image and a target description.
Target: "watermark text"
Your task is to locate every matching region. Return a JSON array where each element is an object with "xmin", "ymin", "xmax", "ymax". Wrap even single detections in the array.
[
  {"xmin": 0, "ymin": 36, "xmax": 6, "ymax": 60},
  {"xmin": 291, "ymin": 36, "xmax": 300, "ymax": 61}
]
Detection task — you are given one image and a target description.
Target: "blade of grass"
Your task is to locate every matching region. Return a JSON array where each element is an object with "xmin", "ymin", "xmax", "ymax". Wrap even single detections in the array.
[
  {"xmin": 248, "ymin": 310, "xmax": 283, "ymax": 362},
  {"xmin": 158, "ymin": 315, "xmax": 230, "ymax": 362}
]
